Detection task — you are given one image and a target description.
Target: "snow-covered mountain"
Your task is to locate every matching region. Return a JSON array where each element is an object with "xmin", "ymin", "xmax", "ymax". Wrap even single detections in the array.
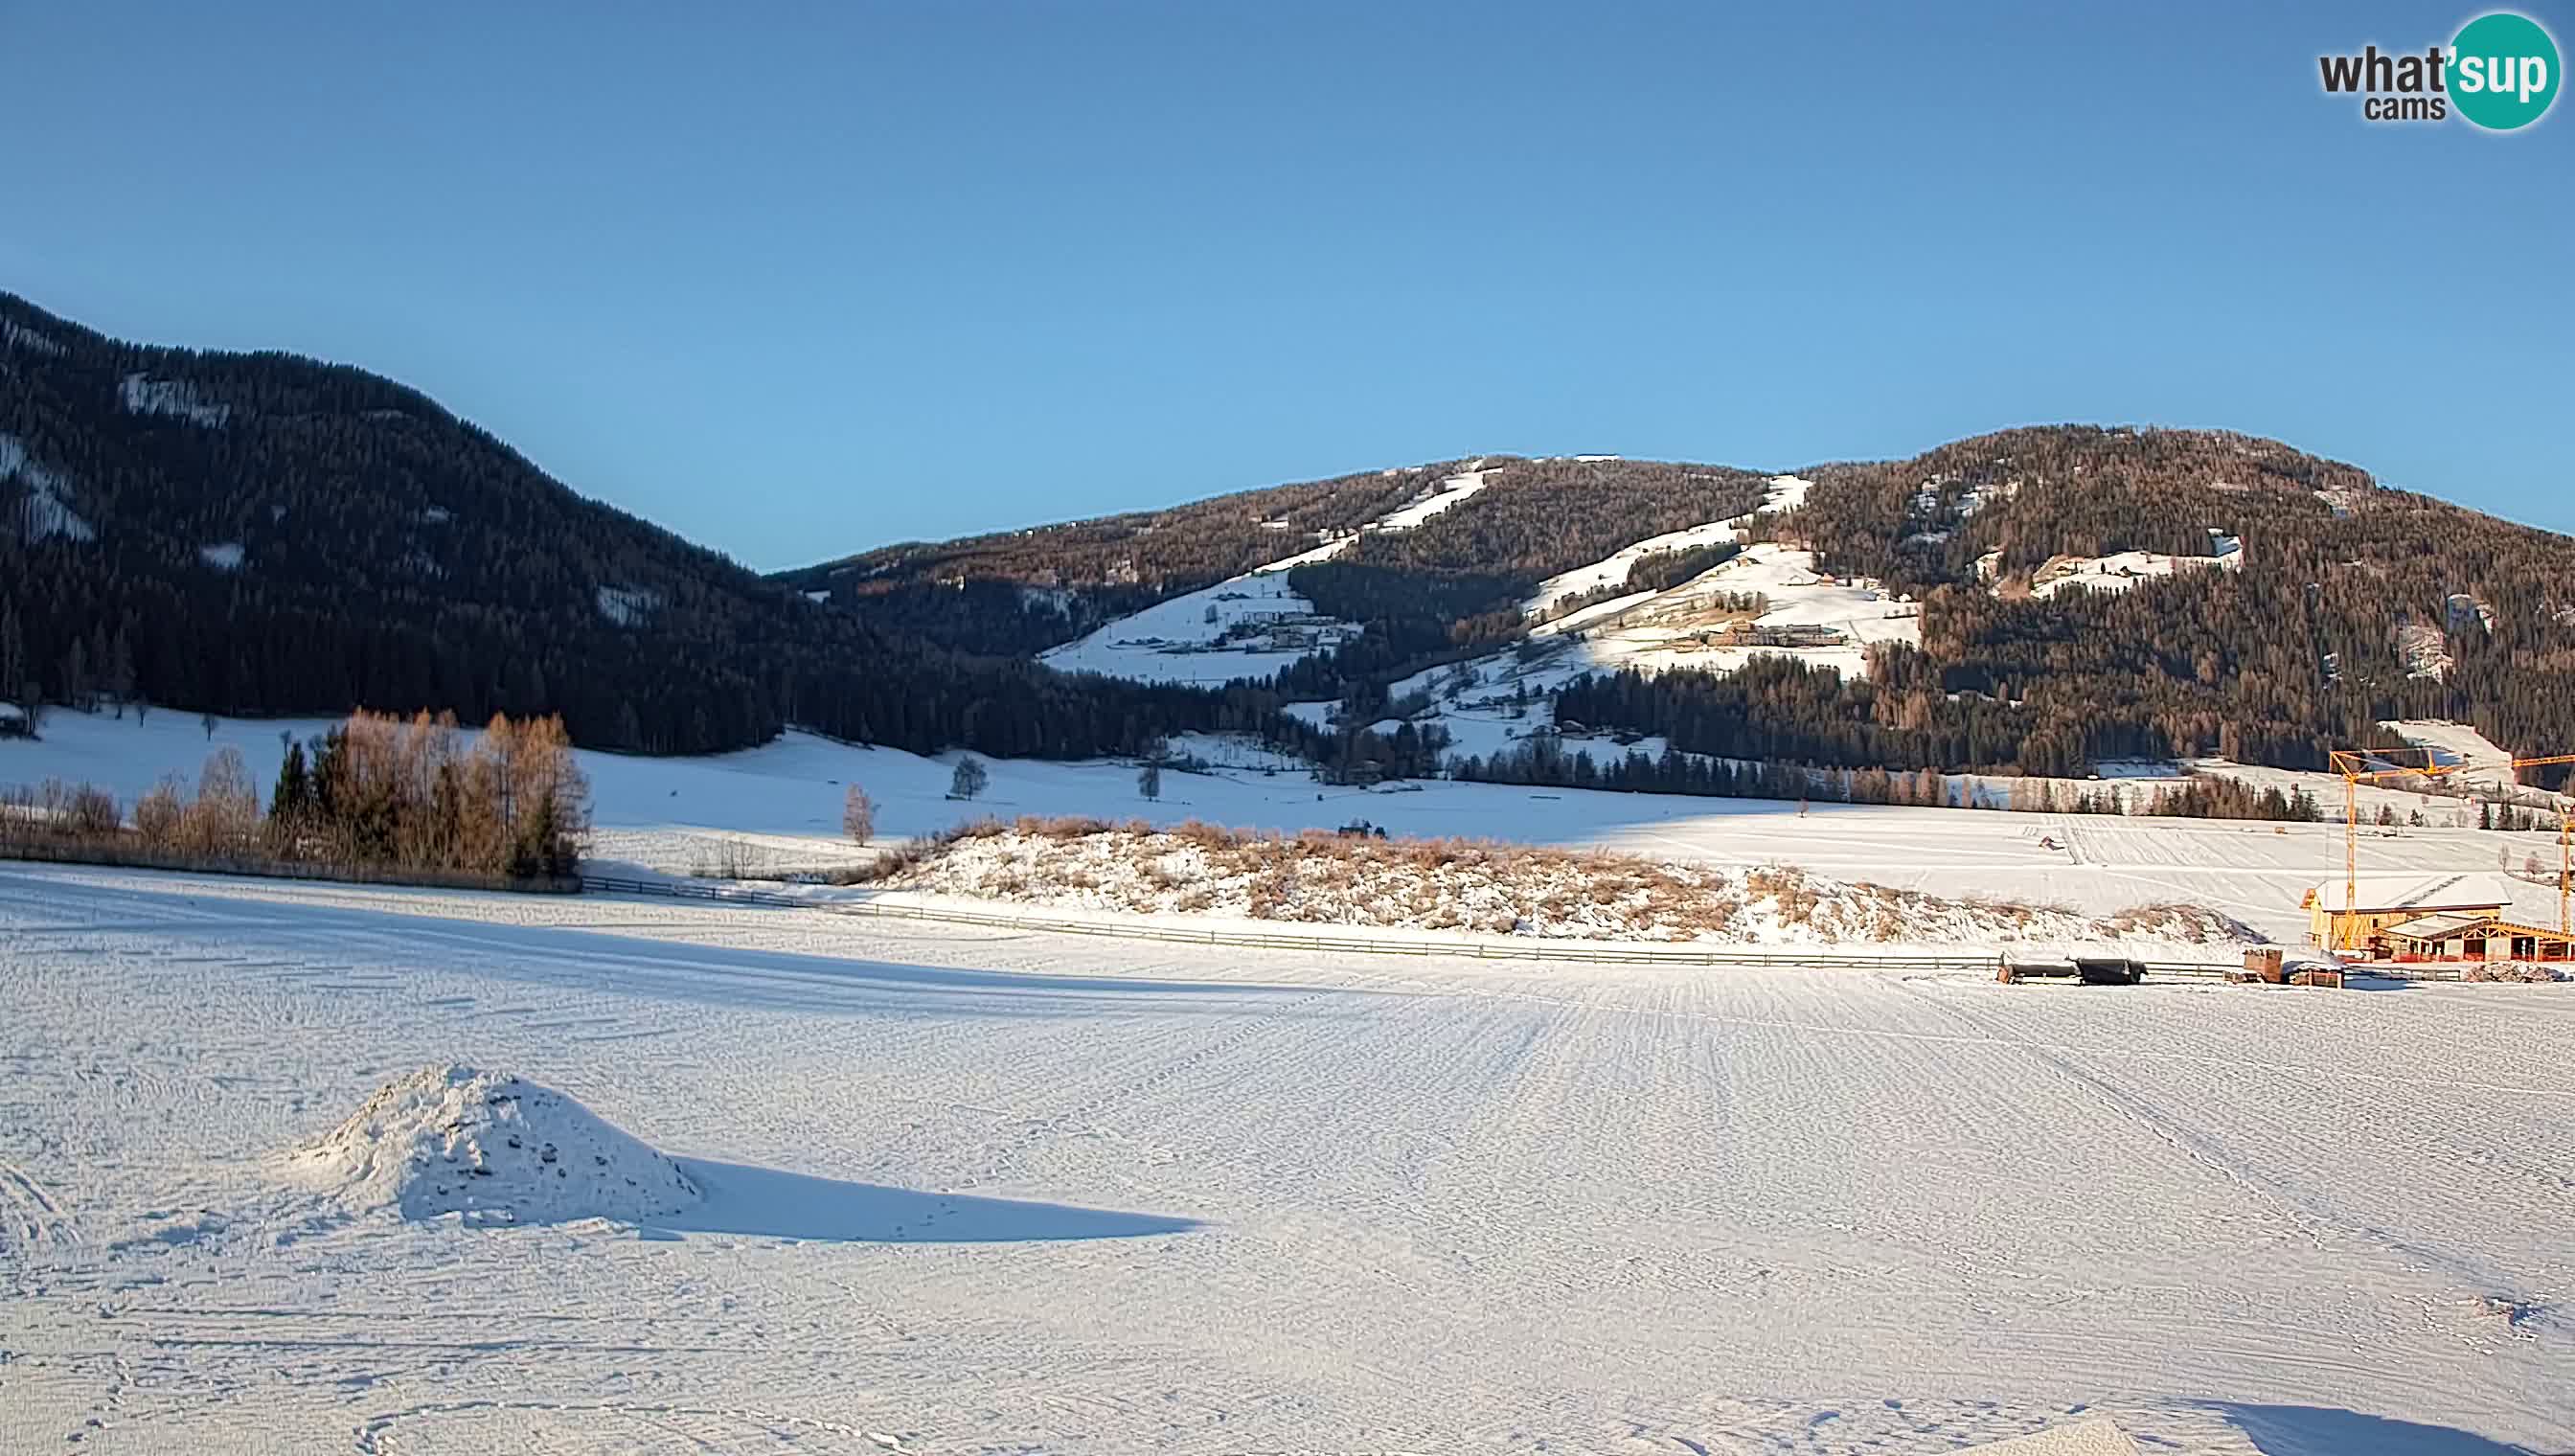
[
  {"xmin": 789, "ymin": 426, "xmax": 2575, "ymax": 790},
  {"xmin": 13, "ymin": 282, "xmax": 2572, "ymax": 790}
]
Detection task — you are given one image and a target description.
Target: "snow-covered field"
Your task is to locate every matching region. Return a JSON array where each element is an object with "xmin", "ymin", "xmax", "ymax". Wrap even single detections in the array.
[
  {"xmin": 1521, "ymin": 539, "xmax": 1921, "ymax": 679},
  {"xmin": 2023, "ymin": 539, "xmax": 2243, "ymax": 600},
  {"xmin": 3, "ymin": 863, "xmax": 2570, "ymax": 1454},
  {"xmin": 7, "ymin": 708, "xmax": 2566, "ymax": 946}
]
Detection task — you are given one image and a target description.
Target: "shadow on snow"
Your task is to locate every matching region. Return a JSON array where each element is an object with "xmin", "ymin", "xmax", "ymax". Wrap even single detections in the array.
[
  {"xmin": 0, "ymin": 867, "xmax": 1384, "ymax": 1022},
  {"xmin": 2206, "ymin": 1402, "xmax": 2541, "ymax": 1456},
  {"xmin": 644, "ymin": 1158, "xmax": 1199, "ymax": 1243}
]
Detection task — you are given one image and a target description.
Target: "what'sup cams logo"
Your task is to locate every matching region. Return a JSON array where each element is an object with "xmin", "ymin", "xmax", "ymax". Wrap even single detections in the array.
[{"xmin": 2318, "ymin": 11, "xmax": 2560, "ymax": 128}]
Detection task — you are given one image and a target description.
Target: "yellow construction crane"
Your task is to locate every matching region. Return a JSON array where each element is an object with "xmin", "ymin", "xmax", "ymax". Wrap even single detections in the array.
[{"xmin": 2327, "ymin": 748, "xmax": 2575, "ymax": 952}]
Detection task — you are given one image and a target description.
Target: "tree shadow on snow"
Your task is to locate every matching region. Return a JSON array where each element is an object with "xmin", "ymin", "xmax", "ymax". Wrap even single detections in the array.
[
  {"xmin": 2207, "ymin": 1403, "xmax": 2542, "ymax": 1456},
  {"xmin": 2, "ymin": 868, "xmax": 1375, "ymax": 1022},
  {"xmin": 642, "ymin": 1158, "xmax": 1200, "ymax": 1243}
]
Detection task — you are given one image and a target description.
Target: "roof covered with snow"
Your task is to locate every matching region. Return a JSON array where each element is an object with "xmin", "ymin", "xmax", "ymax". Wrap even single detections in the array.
[
  {"xmin": 2376, "ymin": 911, "xmax": 2508, "ymax": 942},
  {"xmin": 2303, "ymin": 873, "xmax": 2515, "ymax": 913}
]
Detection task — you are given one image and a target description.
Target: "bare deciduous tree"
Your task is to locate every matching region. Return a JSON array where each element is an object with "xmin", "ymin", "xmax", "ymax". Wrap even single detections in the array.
[
  {"xmin": 184, "ymin": 747, "xmax": 260, "ymax": 853},
  {"xmin": 842, "ymin": 785, "xmax": 876, "ymax": 844},
  {"xmin": 133, "ymin": 774, "xmax": 187, "ymax": 846}
]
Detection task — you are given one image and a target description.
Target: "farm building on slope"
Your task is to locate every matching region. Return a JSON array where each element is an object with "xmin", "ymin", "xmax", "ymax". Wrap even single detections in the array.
[{"xmin": 2300, "ymin": 874, "xmax": 2514, "ymax": 950}]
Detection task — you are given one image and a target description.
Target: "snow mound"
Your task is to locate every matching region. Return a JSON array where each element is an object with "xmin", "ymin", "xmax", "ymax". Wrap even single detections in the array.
[
  {"xmin": 287, "ymin": 1065, "xmax": 698, "ymax": 1225},
  {"xmin": 1960, "ymin": 1420, "xmax": 2137, "ymax": 1455}
]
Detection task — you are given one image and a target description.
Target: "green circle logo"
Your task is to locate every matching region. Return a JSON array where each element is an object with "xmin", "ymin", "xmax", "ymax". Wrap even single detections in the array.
[{"xmin": 2451, "ymin": 12, "xmax": 2560, "ymax": 129}]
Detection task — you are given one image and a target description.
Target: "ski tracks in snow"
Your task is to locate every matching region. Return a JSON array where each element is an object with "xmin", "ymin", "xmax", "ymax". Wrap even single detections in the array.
[
  {"xmin": 2, "ymin": 865, "xmax": 2571, "ymax": 1453},
  {"xmin": 0, "ymin": 1156, "xmax": 79, "ymax": 1250}
]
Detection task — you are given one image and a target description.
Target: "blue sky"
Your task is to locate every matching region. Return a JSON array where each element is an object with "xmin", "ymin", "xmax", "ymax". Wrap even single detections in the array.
[{"xmin": 7, "ymin": 2, "xmax": 2569, "ymax": 569}]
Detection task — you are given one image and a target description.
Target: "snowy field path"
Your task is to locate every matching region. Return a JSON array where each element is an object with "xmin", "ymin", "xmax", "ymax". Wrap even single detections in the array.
[{"xmin": 1, "ymin": 864, "xmax": 2569, "ymax": 1454}]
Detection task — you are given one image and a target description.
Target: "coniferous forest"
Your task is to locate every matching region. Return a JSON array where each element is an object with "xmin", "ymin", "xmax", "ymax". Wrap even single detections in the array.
[
  {"xmin": 1715, "ymin": 427, "xmax": 2575, "ymax": 788},
  {"xmin": 0, "ymin": 291, "xmax": 1299, "ymax": 759}
]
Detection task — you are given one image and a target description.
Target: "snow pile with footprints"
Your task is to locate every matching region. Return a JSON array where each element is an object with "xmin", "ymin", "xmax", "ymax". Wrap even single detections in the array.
[{"xmin": 285, "ymin": 1065, "xmax": 699, "ymax": 1225}]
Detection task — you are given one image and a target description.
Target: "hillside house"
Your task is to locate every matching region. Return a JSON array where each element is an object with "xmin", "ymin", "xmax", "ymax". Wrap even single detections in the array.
[{"xmin": 2302, "ymin": 874, "xmax": 2514, "ymax": 950}]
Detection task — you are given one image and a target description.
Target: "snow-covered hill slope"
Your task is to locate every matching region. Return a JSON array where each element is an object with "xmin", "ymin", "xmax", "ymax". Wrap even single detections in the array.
[
  {"xmin": 1532, "ymin": 541, "xmax": 1921, "ymax": 671},
  {"xmin": 2382, "ymin": 719, "xmax": 2523, "ymax": 790},
  {"xmin": 2022, "ymin": 535, "xmax": 2244, "ymax": 600},
  {"xmin": 1371, "ymin": 476, "xmax": 1921, "ymax": 760},
  {"xmin": 1037, "ymin": 467, "xmax": 1490, "ymax": 684},
  {"xmin": 1521, "ymin": 516, "xmax": 1741, "ymax": 615}
]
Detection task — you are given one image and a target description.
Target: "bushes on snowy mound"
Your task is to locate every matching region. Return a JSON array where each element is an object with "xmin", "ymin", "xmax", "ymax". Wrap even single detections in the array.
[
  {"xmin": 2461, "ymin": 962, "xmax": 2567, "ymax": 984},
  {"xmin": 857, "ymin": 821, "xmax": 2262, "ymax": 946}
]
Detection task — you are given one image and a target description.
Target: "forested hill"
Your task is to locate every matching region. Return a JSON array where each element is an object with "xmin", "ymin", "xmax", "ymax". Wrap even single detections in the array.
[
  {"xmin": 13, "ymin": 285, "xmax": 2567, "ymax": 783},
  {"xmin": 778, "ymin": 455, "xmax": 1774, "ymax": 673},
  {"xmin": 1734, "ymin": 425, "xmax": 2575, "ymax": 781},
  {"xmin": 771, "ymin": 466, "xmax": 1431, "ymax": 654},
  {"xmin": 0, "ymin": 291, "xmax": 1279, "ymax": 759},
  {"xmin": 795, "ymin": 417, "xmax": 2574, "ymax": 788}
]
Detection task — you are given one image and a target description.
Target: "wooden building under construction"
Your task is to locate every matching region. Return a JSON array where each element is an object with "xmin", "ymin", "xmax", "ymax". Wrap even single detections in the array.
[
  {"xmin": 2300, "ymin": 874, "xmax": 2512, "ymax": 950},
  {"xmin": 2377, "ymin": 913, "xmax": 2575, "ymax": 964}
]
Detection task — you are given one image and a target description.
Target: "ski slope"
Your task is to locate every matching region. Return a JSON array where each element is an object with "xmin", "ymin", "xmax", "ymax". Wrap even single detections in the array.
[
  {"xmin": 2, "ymin": 864, "xmax": 2570, "ymax": 1454},
  {"xmin": 1384, "ymin": 474, "xmax": 1926, "ymax": 759},
  {"xmin": 1037, "ymin": 467, "xmax": 1490, "ymax": 685},
  {"xmin": 1522, "ymin": 515, "xmax": 1743, "ymax": 615}
]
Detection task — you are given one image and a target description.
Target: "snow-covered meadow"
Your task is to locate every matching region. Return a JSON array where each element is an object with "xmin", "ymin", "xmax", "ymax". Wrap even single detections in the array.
[
  {"xmin": 2, "ymin": 862, "xmax": 2570, "ymax": 1454},
  {"xmin": 7, "ymin": 707, "xmax": 2568, "ymax": 947}
]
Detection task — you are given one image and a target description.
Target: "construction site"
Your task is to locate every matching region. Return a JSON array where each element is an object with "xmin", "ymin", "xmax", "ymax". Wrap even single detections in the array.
[{"xmin": 2313, "ymin": 743, "xmax": 2575, "ymax": 962}]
